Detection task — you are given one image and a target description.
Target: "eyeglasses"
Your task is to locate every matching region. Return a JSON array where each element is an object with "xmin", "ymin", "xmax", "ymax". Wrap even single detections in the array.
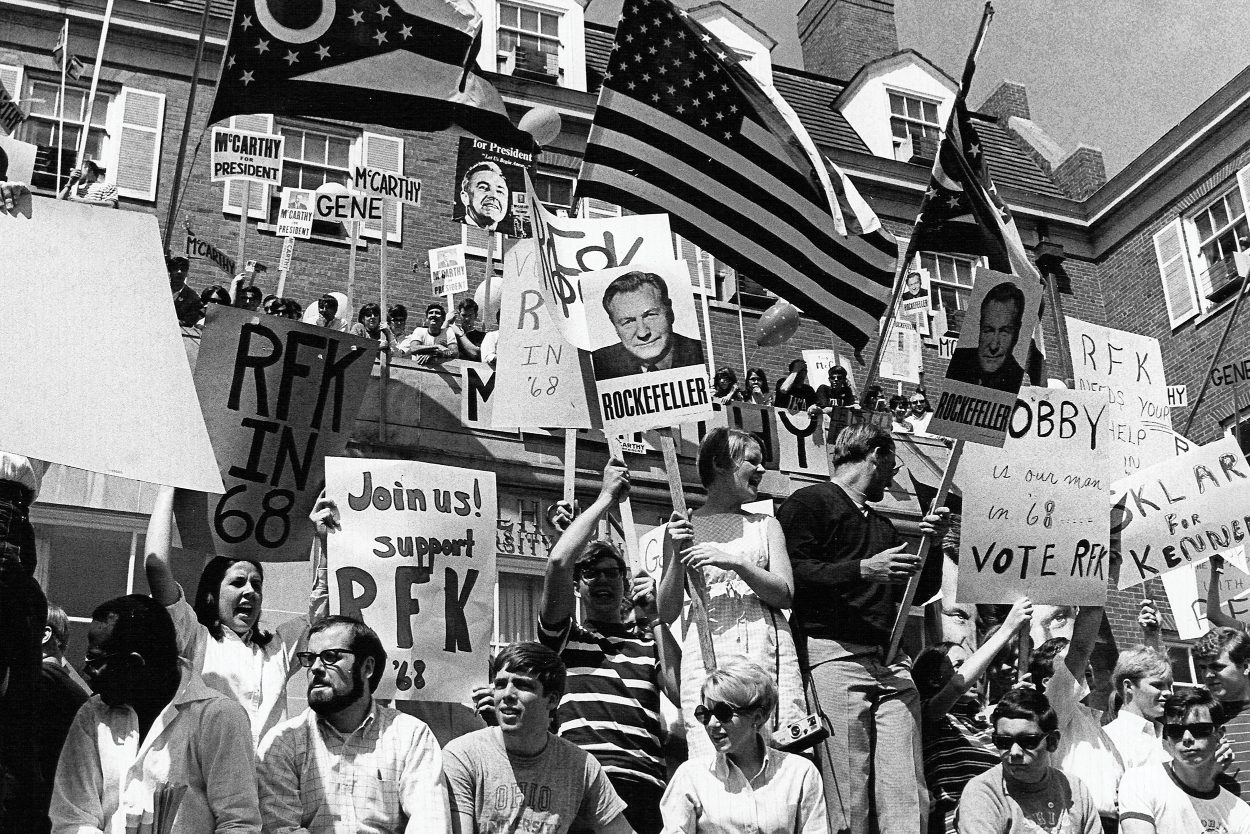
[
  {"xmin": 1162, "ymin": 722, "xmax": 1217, "ymax": 742},
  {"xmin": 82, "ymin": 651, "xmax": 130, "ymax": 676},
  {"xmin": 295, "ymin": 648, "xmax": 356, "ymax": 668},
  {"xmin": 694, "ymin": 701, "xmax": 751, "ymax": 725},
  {"xmin": 991, "ymin": 732, "xmax": 1050, "ymax": 751},
  {"xmin": 578, "ymin": 566, "xmax": 622, "ymax": 581}
]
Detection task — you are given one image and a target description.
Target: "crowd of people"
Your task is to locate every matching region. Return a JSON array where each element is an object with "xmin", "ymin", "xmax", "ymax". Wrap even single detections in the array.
[{"xmin": 6, "ymin": 417, "xmax": 1247, "ymax": 834}]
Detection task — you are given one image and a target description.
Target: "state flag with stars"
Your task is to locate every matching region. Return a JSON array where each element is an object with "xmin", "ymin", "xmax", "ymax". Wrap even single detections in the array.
[
  {"xmin": 576, "ymin": 0, "xmax": 899, "ymax": 356},
  {"xmin": 208, "ymin": 0, "xmax": 523, "ymax": 142}
]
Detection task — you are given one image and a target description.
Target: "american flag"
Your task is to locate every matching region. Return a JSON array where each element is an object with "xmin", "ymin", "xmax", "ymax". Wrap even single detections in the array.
[{"xmin": 576, "ymin": 0, "xmax": 898, "ymax": 355}]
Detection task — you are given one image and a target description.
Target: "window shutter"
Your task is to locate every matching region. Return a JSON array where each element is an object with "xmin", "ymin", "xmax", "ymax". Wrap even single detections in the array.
[
  {"xmin": 110, "ymin": 87, "xmax": 164, "ymax": 201},
  {"xmin": 579, "ymin": 197, "xmax": 620, "ymax": 219},
  {"xmin": 221, "ymin": 114, "xmax": 273, "ymax": 218},
  {"xmin": 1153, "ymin": 218, "xmax": 1199, "ymax": 328},
  {"xmin": 461, "ymin": 223, "xmax": 502, "ymax": 258},
  {"xmin": 1238, "ymin": 164, "xmax": 1250, "ymax": 225},
  {"xmin": 358, "ymin": 131, "xmax": 403, "ymax": 242},
  {"xmin": 673, "ymin": 233, "xmax": 713, "ymax": 295}
]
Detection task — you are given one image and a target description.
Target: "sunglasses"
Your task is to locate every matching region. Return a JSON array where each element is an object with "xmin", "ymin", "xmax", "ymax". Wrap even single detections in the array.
[
  {"xmin": 694, "ymin": 701, "xmax": 751, "ymax": 725},
  {"xmin": 991, "ymin": 732, "xmax": 1051, "ymax": 751},
  {"xmin": 295, "ymin": 648, "xmax": 356, "ymax": 668},
  {"xmin": 578, "ymin": 566, "xmax": 622, "ymax": 581},
  {"xmin": 1162, "ymin": 722, "xmax": 1217, "ymax": 742}
]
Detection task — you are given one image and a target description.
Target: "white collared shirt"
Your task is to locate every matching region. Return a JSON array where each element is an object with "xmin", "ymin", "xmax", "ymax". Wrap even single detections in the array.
[{"xmin": 1105, "ymin": 709, "xmax": 1169, "ymax": 770}]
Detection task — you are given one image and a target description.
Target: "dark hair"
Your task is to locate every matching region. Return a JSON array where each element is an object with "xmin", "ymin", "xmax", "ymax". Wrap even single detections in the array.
[
  {"xmin": 92, "ymin": 594, "xmax": 179, "ymax": 670},
  {"xmin": 991, "ymin": 685, "xmax": 1058, "ymax": 735},
  {"xmin": 358, "ymin": 302, "xmax": 382, "ymax": 323},
  {"xmin": 697, "ymin": 427, "xmax": 761, "ymax": 488},
  {"xmin": 830, "ymin": 422, "xmax": 894, "ymax": 468},
  {"xmin": 262, "ymin": 295, "xmax": 281, "ymax": 314},
  {"xmin": 200, "ymin": 285, "xmax": 231, "ymax": 305},
  {"xmin": 787, "ymin": 358, "xmax": 806, "ymax": 374},
  {"xmin": 318, "ymin": 294, "xmax": 338, "ymax": 315},
  {"xmin": 828, "ymin": 365, "xmax": 848, "ymax": 378},
  {"xmin": 387, "ymin": 304, "xmax": 408, "ymax": 323},
  {"xmin": 889, "ymin": 394, "xmax": 909, "ymax": 410},
  {"xmin": 1028, "ymin": 637, "xmax": 1070, "ymax": 685},
  {"xmin": 308, "ymin": 614, "xmax": 388, "ymax": 692},
  {"xmin": 1163, "ymin": 688, "xmax": 1226, "ymax": 728},
  {"xmin": 1193, "ymin": 626, "xmax": 1250, "ymax": 665},
  {"xmin": 746, "ymin": 368, "xmax": 769, "ymax": 393},
  {"xmin": 574, "ymin": 540, "xmax": 627, "ymax": 576},
  {"xmin": 280, "ymin": 298, "xmax": 303, "ymax": 319},
  {"xmin": 84, "ymin": 159, "xmax": 105, "ymax": 176},
  {"xmin": 913, "ymin": 641, "xmax": 964, "ymax": 700},
  {"xmin": 714, "ymin": 367, "xmax": 738, "ymax": 387},
  {"xmin": 460, "ymin": 160, "xmax": 507, "ymax": 196},
  {"xmin": 601, "ymin": 271, "xmax": 673, "ymax": 318},
  {"xmin": 493, "ymin": 641, "xmax": 566, "ymax": 700},
  {"xmin": 193, "ymin": 557, "xmax": 274, "ymax": 647},
  {"xmin": 425, "ymin": 302, "xmax": 446, "ymax": 317},
  {"xmin": 860, "ymin": 384, "xmax": 884, "ymax": 410},
  {"xmin": 457, "ymin": 298, "xmax": 479, "ymax": 315},
  {"xmin": 909, "ymin": 390, "xmax": 930, "ymax": 411},
  {"xmin": 166, "ymin": 256, "xmax": 189, "ymax": 271},
  {"xmin": 981, "ymin": 282, "xmax": 1026, "ymax": 324},
  {"xmin": 46, "ymin": 602, "xmax": 70, "ymax": 651}
]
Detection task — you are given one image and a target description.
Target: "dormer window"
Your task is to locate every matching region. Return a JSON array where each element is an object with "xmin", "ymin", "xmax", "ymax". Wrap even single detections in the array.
[
  {"xmin": 889, "ymin": 91, "xmax": 941, "ymax": 158},
  {"xmin": 498, "ymin": 2, "xmax": 562, "ymax": 80}
]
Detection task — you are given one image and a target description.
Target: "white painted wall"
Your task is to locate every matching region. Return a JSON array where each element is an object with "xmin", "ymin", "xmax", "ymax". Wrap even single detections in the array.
[{"xmin": 839, "ymin": 58, "xmax": 955, "ymax": 159}]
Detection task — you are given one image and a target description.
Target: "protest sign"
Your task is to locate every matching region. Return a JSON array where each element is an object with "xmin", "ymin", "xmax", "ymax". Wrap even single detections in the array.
[
  {"xmin": 210, "ymin": 126, "xmax": 284, "ymax": 186},
  {"xmin": 315, "ymin": 190, "xmax": 383, "ymax": 223},
  {"xmin": 493, "ymin": 237, "xmax": 597, "ymax": 429},
  {"xmin": 430, "ymin": 244, "xmax": 468, "ymax": 296},
  {"xmin": 584, "ymin": 260, "xmax": 712, "ymax": 434},
  {"xmin": 0, "ymin": 134, "xmax": 36, "ymax": 181},
  {"xmin": 525, "ymin": 172, "xmax": 675, "ymax": 350},
  {"xmin": 186, "ymin": 230, "xmax": 237, "ymax": 276},
  {"xmin": 0, "ymin": 79, "xmax": 26, "ymax": 135},
  {"xmin": 276, "ymin": 188, "xmax": 314, "ymax": 239},
  {"xmin": 453, "ymin": 136, "xmax": 533, "ymax": 239},
  {"xmin": 326, "ymin": 457, "xmax": 496, "ymax": 701},
  {"xmin": 1168, "ymin": 385, "xmax": 1188, "ymax": 408},
  {"xmin": 1115, "ymin": 435, "xmax": 1250, "ymax": 589},
  {"xmin": 899, "ymin": 266, "xmax": 931, "ymax": 324},
  {"xmin": 0, "ymin": 196, "xmax": 222, "ymax": 492},
  {"xmin": 179, "ymin": 306, "xmax": 377, "ymax": 561},
  {"xmin": 278, "ymin": 236, "xmax": 294, "ymax": 273},
  {"xmin": 879, "ymin": 320, "xmax": 921, "ymax": 385},
  {"xmin": 352, "ymin": 165, "xmax": 422, "ymax": 205},
  {"xmin": 958, "ymin": 388, "xmax": 1111, "ymax": 606},
  {"xmin": 929, "ymin": 268, "xmax": 1043, "ymax": 447},
  {"xmin": 1066, "ymin": 317, "xmax": 1175, "ymax": 477},
  {"xmin": 461, "ymin": 363, "xmax": 495, "ymax": 429},
  {"xmin": 802, "ymin": 349, "xmax": 854, "ymax": 389}
]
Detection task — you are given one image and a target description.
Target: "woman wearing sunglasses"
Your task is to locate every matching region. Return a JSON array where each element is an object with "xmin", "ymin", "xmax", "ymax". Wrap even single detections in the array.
[
  {"xmin": 144, "ymin": 485, "xmax": 331, "ymax": 745},
  {"xmin": 660, "ymin": 658, "xmax": 827, "ymax": 834}
]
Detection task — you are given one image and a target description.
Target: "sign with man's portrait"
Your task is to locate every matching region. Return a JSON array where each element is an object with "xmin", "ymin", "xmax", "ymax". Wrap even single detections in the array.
[
  {"xmin": 900, "ymin": 266, "xmax": 932, "ymax": 336},
  {"xmin": 452, "ymin": 136, "xmax": 533, "ymax": 239},
  {"xmin": 928, "ymin": 267, "xmax": 1042, "ymax": 447},
  {"xmin": 583, "ymin": 260, "xmax": 712, "ymax": 433}
]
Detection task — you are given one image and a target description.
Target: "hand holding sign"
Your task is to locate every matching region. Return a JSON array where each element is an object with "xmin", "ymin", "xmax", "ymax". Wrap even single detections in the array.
[{"xmin": 860, "ymin": 543, "xmax": 920, "ymax": 584}]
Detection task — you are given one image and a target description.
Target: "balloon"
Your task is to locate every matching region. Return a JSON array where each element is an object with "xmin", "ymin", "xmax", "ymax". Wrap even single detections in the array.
[
  {"xmin": 755, "ymin": 301, "xmax": 801, "ymax": 346},
  {"xmin": 518, "ymin": 105, "xmax": 562, "ymax": 147},
  {"xmin": 475, "ymin": 275, "xmax": 502, "ymax": 319}
]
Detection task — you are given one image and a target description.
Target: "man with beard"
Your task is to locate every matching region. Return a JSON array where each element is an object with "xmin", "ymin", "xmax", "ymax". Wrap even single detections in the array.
[
  {"xmin": 777, "ymin": 422, "xmax": 949, "ymax": 834},
  {"xmin": 256, "ymin": 615, "xmax": 448, "ymax": 833},
  {"xmin": 50, "ymin": 594, "xmax": 261, "ymax": 833}
]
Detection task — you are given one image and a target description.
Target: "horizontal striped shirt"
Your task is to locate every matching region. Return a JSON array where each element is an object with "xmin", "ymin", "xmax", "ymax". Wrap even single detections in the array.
[{"xmin": 538, "ymin": 616, "xmax": 665, "ymax": 787}]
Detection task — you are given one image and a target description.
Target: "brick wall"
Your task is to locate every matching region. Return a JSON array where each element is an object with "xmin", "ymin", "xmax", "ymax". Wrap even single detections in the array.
[
  {"xmin": 1053, "ymin": 147, "xmax": 1108, "ymax": 201},
  {"xmin": 980, "ymin": 81, "xmax": 1031, "ymax": 122},
  {"xmin": 797, "ymin": 0, "xmax": 898, "ymax": 82}
]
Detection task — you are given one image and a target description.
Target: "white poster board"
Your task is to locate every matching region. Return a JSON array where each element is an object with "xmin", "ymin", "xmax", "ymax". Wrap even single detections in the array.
[
  {"xmin": 277, "ymin": 188, "xmax": 314, "ymax": 239},
  {"xmin": 0, "ymin": 134, "xmax": 37, "ymax": 182},
  {"xmin": 326, "ymin": 457, "xmax": 497, "ymax": 701},
  {"xmin": 958, "ymin": 388, "xmax": 1111, "ymax": 605},
  {"xmin": 352, "ymin": 165, "xmax": 422, "ymax": 205},
  {"xmin": 210, "ymin": 127, "xmax": 284, "ymax": 185},
  {"xmin": 430, "ymin": 244, "xmax": 468, "ymax": 296},
  {"xmin": 879, "ymin": 320, "xmax": 922, "ymax": 385}
]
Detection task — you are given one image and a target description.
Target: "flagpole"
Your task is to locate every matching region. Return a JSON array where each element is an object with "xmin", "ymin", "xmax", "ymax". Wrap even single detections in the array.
[
  {"xmin": 64, "ymin": 0, "xmax": 117, "ymax": 196},
  {"xmin": 56, "ymin": 18, "xmax": 68, "ymax": 189},
  {"xmin": 163, "ymin": 0, "xmax": 215, "ymax": 253},
  {"xmin": 379, "ymin": 199, "xmax": 389, "ymax": 316},
  {"xmin": 1182, "ymin": 253, "xmax": 1250, "ymax": 436}
]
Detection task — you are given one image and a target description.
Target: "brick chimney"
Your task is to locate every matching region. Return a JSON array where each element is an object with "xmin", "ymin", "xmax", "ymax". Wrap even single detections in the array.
[
  {"xmin": 1053, "ymin": 146, "xmax": 1107, "ymax": 200},
  {"xmin": 980, "ymin": 80, "xmax": 1031, "ymax": 122},
  {"xmin": 798, "ymin": 0, "xmax": 898, "ymax": 82}
]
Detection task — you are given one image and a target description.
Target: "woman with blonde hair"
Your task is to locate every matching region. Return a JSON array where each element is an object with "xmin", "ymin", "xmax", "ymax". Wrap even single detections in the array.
[{"xmin": 660, "ymin": 658, "xmax": 826, "ymax": 834}]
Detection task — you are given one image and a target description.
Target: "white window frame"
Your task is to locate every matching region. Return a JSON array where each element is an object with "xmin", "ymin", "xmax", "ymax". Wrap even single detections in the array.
[
  {"xmin": 1190, "ymin": 181, "xmax": 1249, "ymax": 300},
  {"xmin": 888, "ymin": 90, "xmax": 942, "ymax": 144},
  {"xmin": 919, "ymin": 251, "xmax": 978, "ymax": 313},
  {"xmin": 496, "ymin": 0, "xmax": 564, "ymax": 81},
  {"xmin": 673, "ymin": 233, "xmax": 715, "ymax": 297},
  {"xmin": 17, "ymin": 72, "xmax": 114, "ymax": 193},
  {"xmin": 533, "ymin": 171, "xmax": 575, "ymax": 213}
]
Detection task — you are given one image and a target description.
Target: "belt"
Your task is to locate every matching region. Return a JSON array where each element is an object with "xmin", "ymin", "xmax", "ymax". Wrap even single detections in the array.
[{"xmin": 0, "ymin": 480, "xmax": 34, "ymax": 507}]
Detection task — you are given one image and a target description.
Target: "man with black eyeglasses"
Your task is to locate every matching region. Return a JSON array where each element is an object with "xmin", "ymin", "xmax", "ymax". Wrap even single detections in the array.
[
  {"xmin": 256, "ymin": 614, "xmax": 448, "ymax": 834},
  {"xmin": 955, "ymin": 686, "xmax": 1100, "ymax": 834},
  {"xmin": 1118, "ymin": 689, "xmax": 1250, "ymax": 833}
]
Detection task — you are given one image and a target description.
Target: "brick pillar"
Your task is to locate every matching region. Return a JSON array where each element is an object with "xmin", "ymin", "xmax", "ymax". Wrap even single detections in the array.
[
  {"xmin": 1053, "ymin": 146, "xmax": 1108, "ymax": 201},
  {"xmin": 980, "ymin": 80, "xmax": 1031, "ymax": 122},
  {"xmin": 797, "ymin": 0, "xmax": 898, "ymax": 82}
]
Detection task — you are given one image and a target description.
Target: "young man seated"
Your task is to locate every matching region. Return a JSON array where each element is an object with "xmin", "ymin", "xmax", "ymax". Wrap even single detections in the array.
[
  {"xmin": 955, "ymin": 686, "xmax": 1100, "ymax": 834},
  {"xmin": 1118, "ymin": 688, "xmax": 1250, "ymax": 833}
]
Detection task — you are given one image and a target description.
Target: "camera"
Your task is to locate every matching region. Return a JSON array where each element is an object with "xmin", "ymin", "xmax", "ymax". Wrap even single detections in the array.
[{"xmin": 771, "ymin": 712, "xmax": 829, "ymax": 753}]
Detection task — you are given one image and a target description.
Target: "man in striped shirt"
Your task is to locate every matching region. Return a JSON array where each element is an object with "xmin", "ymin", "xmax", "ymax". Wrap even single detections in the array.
[{"xmin": 537, "ymin": 458, "xmax": 680, "ymax": 834}]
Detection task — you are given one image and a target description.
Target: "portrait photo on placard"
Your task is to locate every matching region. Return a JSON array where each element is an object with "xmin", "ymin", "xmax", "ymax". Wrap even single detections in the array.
[
  {"xmin": 451, "ymin": 135, "xmax": 534, "ymax": 239},
  {"xmin": 942, "ymin": 271, "xmax": 1040, "ymax": 395}
]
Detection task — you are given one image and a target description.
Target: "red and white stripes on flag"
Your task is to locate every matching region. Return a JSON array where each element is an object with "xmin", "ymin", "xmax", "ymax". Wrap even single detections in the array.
[{"xmin": 576, "ymin": 0, "xmax": 898, "ymax": 356}]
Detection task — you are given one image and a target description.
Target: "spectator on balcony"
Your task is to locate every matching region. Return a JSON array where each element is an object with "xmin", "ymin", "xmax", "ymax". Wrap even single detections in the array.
[
  {"xmin": 196, "ymin": 285, "xmax": 231, "ymax": 327},
  {"xmin": 350, "ymin": 302, "xmax": 395, "ymax": 353},
  {"xmin": 712, "ymin": 367, "xmax": 742, "ymax": 406},
  {"xmin": 774, "ymin": 359, "xmax": 817, "ymax": 413},
  {"xmin": 816, "ymin": 365, "xmax": 857, "ymax": 411},
  {"xmin": 398, "ymin": 303, "xmax": 460, "ymax": 365},
  {"xmin": 386, "ymin": 304, "xmax": 408, "ymax": 341},
  {"xmin": 278, "ymin": 298, "xmax": 303, "ymax": 320},
  {"xmin": 744, "ymin": 368, "xmax": 772, "ymax": 406},
  {"xmin": 890, "ymin": 395, "xmax": 915, "ymax": 433},
  {"xmin": 909, "ymin": 390, "xmax": 934, "ymax": 435},
  {"xmin": 306, "ymin": 293, "xmax": 349, "ymax": 332},
  {"xmin": 448, "ymin": 298, "xmax": 487, "ymax": 362},
  {"xmin": 861, "ymin": 384, "xmax": 887, "ymax": 413},
  {"xmin": 236, "ymin": 284, "xmax": 263, "ymax": 312},
  {"xmin": 58, "ymin": 160, "xmax": 117, "ymax": 208},
  {"xmin": 167, "ymin": 256, "xmax": 203, "ymax": 328}
]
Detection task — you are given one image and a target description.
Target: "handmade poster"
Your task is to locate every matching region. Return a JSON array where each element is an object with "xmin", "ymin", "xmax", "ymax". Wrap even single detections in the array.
[
  {"xmin": 958, "ymin": 388, "xmax": 1111, "ymax": 605},
  {"xmin": 0, "ymin": 133, "xmax": 36, "ymax": 181},
  {"xmin": 452, "ymin": 135, "xmax": 533, "ymax": 238},
  {"xmin": 461, "ymin": 363, "xmax": 495, "ymax": 430},
  {"xmin": 493, "ymin": 237, "xmax": 598, "ymax": 429},
  {"xmin": 1161, "ymin": 550, "xmax": 1250, "ymax": 639},
  {"xmin": 1066, "ymin": 317, "xmax": 1175, "ymax": 477},
  {"xmin": 929, "ymin": 267, "xmax": 1043, "ymax": 447},
  {"xmin": 525, "ymin": 171, "xmax": 675, "ymax": 350},
  {"xmin": 178, "ymin": 306, "xmax": 377, "ymax": 561},
  {"xmin": 210, "ymin": 126, "xmax": 284, "ymax": 186},
  {"xmin": 583, "ymin": 260, "xmax": 712, "ymax": 433},
  {"xmin": 879, "ymin": 320, "xmax": 922, "ymax": 385},
  {"xmin": 326, "ymin": 457, "xmax": 496, "ymax": 701},
  {"xmin": 0, "ymin": 79, "xmax": 26, "ymax": 134},
  {"xmin": 276, "ymin": 188, "xmax": 314, "ymax": 239},
  {"xmin": 802, "ymin": 349, "xmax": 855, "ymax": 390},
  {"xmin": 0, "ymin": 196, "xmax": 222, "ymax": 492},
  {"xmin": 1115, "ymin": 435, "xmax": 1250, "ymax": 589},
  {"xmin": 186, "ymin": 229, "xmax": 237, "ymax": 276},
  {"xmin": 352, "ymin": 165, "xmax": 422, "ymax": 205}
]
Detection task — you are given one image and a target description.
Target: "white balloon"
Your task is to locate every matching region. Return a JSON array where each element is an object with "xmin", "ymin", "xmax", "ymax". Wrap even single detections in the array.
[{"xmin": 518, "ymin": 105, "xmax": 562, "ymax": 146}]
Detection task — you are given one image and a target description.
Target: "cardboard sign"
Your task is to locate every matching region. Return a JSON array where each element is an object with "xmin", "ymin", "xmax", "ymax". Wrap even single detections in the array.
[
  {"xmin": 1160, "ymin": 553, "xmax": 1250, "ymax": 639},
  {"xmin": 0, "ymin": 196, "xmax": 223, "ymax": 492},
  {"xmin": 0, "ymin": 79, "xmax": 27, "ymax": 135},
  {"xmin": 1066, "ymin": 317, "xmax": 1175, "ymax": 477},
  {"xmin": 802, "ymin": 349, "xmax": 854, "ymax": 389},
  {"xmin": 1167, "ymin": 385, "xmax": 1188, "ymax": 408},
  {"xmin": 430, "ymin": 244, "xmax": 468, "ymax": 296},
  {"xmin": 717, "ymin": 402, "xmax": 829, "ymax": 479},
  {"xmin": 526, "ymin": 172, "xmax": 675, "ymax": 350},
  {"xmin": 179, "ymin": 306, "xmax": 378, "ymax": 561},
  {"xmin": 958, "ymin": 388, "xmax": 1111, "ymax": 605},
  {"xmin": 277, "ymin": 188, "xmax": 314, "ymax": 239},
  {"xmin": 352, "ymin": 165, "xmax": 422, "ymax": 205},
  {"xmin": 879, "ymin": 320, "xmax": 921, "ymax": 385},
  {"xmin": 453, "ymin": 136, "xmax": 534, "ymax": 239},
  {"xmin": 326, "ymin": 457, "xmax": 496, "ymax": 701},
  {"xmin": 930, "ymin": 268, "xmax": 1043, "ymax": 447},
  {"xmin": 0, "ymin": 134, "xmax": 36, "ymax": 181},
  {"xmin": 315, "ymin": 191, "xmax": 383, "ymax": 223},
  {"xmin": 899, "ymin": 266, "xmax": 932, "ymax": 322},
  {"xmin": 1115, "ymin": 435, "xmax": 1250, "ymax": 589},
  {"xmin": 461, "ymin": 363, "xmax": 495, "ymax": 429},
  {"xmin": 210, "ymin": 127, "xmax": 284, "ymax": 185},
  {"xmin": 584, "ymin": 260, "xmax": 712, "ymax": 434},
  {"xmin": 493, "ymin": 237, "xmax": 597, "ymax": 429},
  {"xmin": 186, "ymin": 230, "xmax": 237, "ymax": 276},
  {"xmin": 278, "ymin": 236, "xmax": 294, "ymax": 273}
]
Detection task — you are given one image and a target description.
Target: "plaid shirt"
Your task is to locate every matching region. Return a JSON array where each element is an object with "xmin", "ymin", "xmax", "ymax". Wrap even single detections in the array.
[{"xmin": 257, "ymin": 702, "xmax": 448, "ymax": 834}]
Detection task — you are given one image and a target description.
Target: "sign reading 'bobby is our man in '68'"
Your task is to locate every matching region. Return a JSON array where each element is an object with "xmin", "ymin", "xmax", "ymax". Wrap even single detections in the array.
[{"xmin": 210, "ymin": 127, "xmax": 284, "ymax": 185}]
